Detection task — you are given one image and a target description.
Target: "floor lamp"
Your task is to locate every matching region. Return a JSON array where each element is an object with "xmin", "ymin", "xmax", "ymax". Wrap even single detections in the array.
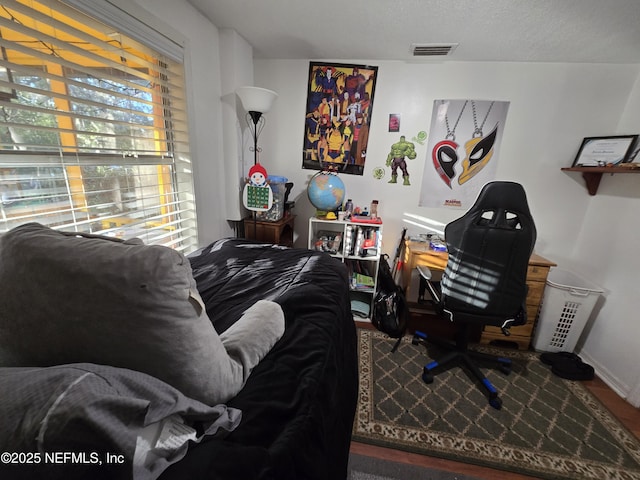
[{"xmin": 236, "ymin": 86, "xmax": 278, "ymax": 239}]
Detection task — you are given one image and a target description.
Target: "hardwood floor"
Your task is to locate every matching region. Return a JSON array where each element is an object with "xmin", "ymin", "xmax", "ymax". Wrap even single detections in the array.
[{"xmin": 351, "ymin": 323, "xmax": 640, "ymax": 479}]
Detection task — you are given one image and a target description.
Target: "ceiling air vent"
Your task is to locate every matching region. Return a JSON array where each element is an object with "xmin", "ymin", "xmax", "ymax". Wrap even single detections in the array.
[{"xmin": 411, "ymin": 43, "xmax": 458, "ymax": 57}]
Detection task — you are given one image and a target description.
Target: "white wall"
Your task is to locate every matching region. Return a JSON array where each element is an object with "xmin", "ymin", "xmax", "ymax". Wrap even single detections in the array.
[
  {"xmin": 255, "ymin": 60, "xmax": 637, "ymax": 256},
  {"xmin": 575, "ymin": 74, "xmax": 640, "ymax": 405},
  {"xmin": 131, "ymin": 0, "xmax": 233, "ymax": 246},
  {"xmin": 219, "ymin": 30, "xmax": 255, "ymax": 222},
  {"xmin": 254, "ymin": 59, "xmax": 640, "ymax": 403},
  {"xmin": 119, "ymin": 0, "xmax": 640, "ymax": 404}
]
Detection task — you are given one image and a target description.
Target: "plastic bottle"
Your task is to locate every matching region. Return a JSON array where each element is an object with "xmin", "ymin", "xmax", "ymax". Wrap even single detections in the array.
[{"xmin": 370, "ymin": 200, "xmax": 378, "ymax": 219}]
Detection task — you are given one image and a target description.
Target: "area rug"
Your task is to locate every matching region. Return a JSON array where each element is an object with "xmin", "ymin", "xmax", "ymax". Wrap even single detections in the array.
[
  {"xmin": 353, "ymin": 329, "xmax": 640, "ymax": 480},
  {"xmin": 348, "ymin": 453, "xmax": 482, "ymax": 480}
]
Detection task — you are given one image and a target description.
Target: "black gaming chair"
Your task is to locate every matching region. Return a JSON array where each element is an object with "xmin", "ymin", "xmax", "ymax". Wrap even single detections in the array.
[{"xmin": 413, "ymin": 181, "xmax": 536, "ymax": 409}]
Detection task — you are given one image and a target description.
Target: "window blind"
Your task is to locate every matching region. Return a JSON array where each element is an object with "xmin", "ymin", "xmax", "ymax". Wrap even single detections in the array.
[
  {"xmin": 0, "ymin": 0, "xmax": 197, "ymax": 252},
  {"xmin": 61, "ymin": 0, "xmax": 184, "ymax": 63}
]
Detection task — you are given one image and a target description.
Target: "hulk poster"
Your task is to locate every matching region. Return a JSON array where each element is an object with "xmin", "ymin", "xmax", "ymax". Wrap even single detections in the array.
[{"xmin": 302, "ymin": 62, "xmax": 378, "ymax": 176}]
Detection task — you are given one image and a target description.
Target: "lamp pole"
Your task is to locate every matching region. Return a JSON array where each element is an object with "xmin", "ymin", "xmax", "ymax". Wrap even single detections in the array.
[
  {"xmin": 246, "ymin": 111, "xmax": 265, "ymax": 166},
  {"xmin": 246, "ymin": 111, "xmax": 266, "ymax": 238},
  {"xmin": 235, "ymin": 86, "xmax": 278, "ymax": 241}
]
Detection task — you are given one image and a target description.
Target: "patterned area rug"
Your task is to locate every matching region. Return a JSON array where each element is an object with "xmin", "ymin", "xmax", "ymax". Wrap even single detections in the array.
[{"xmin": 353, "ymin": 329, "xmax": 640, "ymax": 480}]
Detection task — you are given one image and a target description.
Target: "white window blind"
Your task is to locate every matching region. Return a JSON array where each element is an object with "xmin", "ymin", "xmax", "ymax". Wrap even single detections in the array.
[{"xmin": 0, "ymin": 0, "xmax": 197, "ymax": 252}]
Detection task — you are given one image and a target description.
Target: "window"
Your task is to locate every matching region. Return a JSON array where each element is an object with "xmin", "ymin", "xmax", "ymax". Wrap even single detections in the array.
[{"xmin": 0, "ymin": 0, "xmax": 197, "ymax": 252}]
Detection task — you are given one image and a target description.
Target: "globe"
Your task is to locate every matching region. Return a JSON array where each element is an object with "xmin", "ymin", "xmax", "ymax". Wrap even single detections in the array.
[{"xmin": 307, "ymin": 171, "xmax": 346, "ymax": 212}]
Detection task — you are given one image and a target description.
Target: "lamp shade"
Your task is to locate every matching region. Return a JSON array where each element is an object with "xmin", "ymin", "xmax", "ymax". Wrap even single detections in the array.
[{"xmin": 236, "ymin": 86, "xmax": 278, "ymax": 114}]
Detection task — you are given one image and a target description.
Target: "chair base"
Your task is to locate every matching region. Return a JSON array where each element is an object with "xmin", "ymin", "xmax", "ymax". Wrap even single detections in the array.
[{"xmin": 412, "ymin": 329, "xmax": 512, "ymax": 410}]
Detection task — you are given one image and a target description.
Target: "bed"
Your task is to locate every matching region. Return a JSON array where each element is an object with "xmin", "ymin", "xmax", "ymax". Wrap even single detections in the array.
[
  {"xmin": 162, "ymin": 238, "xmax": 358, "ymax": 479},
  {"xmin": 0, "ymin": 226, "xmax": 358, "ymax": 480}
]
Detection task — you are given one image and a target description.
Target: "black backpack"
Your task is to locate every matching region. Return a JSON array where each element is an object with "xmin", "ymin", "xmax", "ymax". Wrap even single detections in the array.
[{"xmin": 372, "ymin": 254, "xmax": 408, "ymax": 351}]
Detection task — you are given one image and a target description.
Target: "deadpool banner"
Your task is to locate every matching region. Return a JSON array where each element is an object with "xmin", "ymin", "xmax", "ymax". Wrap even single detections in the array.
[{"xmin": 419, "ymin": 99, "xmax": 510, "ymax": 209}]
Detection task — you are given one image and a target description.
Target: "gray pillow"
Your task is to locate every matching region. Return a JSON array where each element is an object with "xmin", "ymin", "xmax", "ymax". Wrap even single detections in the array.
[
  {"xmin": 0, "ymin": 363, "xmax": 241, "ymax": 480},
  {"xmin": 0, "ymin": 223, "xmax": 285, "ymax": 405}
]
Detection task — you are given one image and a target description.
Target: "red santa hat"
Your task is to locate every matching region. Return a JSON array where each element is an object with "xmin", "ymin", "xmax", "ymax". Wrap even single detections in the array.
[{"xmin": 248, "ymin": 163, "xmax": 267, "ymax": 179}]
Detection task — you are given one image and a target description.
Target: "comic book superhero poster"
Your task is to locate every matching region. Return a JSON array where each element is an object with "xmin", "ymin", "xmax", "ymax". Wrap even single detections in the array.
[
  {"xmin": 302, "ymin": 62, "xmax": 378, "ymax": 175},
  {"xmin": 419, "ymin": 99, "xmax": 510, "ymax": 209}
]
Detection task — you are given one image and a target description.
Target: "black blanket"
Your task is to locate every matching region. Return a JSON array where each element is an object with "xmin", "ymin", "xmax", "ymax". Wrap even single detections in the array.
[{"xmin": 160, "ymin": 238, "xmax": 358, "ymax": 480}]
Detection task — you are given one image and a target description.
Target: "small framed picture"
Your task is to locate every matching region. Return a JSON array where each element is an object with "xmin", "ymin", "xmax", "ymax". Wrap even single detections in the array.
[
  {"xmin": 388, "ymin": 114, "xmax": 400, "ymax": 132},
  {"xmin": 572, "ymin": 135, "xmax": 639, "ymax": 167}
]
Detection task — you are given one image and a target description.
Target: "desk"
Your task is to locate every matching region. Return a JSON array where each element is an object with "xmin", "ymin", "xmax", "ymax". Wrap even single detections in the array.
[
  {"xmin": 402, "ymin": 240, "xmax": 556, "ymax": 349},
  {"xmin": 243, "ymin": 215, "xmax": 295, "ymax": 247}
]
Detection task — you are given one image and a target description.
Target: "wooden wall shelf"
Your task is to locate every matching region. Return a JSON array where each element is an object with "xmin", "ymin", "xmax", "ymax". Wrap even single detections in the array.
[
  {"xmin": 243, "ymin": 215, "xmax": 295, "ymax": 246},
  {"xmin": 561, "ymin": 166, "xmax": 640, "ymax": 195}
]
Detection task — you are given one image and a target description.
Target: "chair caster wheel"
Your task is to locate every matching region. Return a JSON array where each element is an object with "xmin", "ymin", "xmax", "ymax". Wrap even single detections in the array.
[
  {"xmin": 489, "ymin": 396, "xmax": 502, "ymax": 410},
  {"xmin": 422, "ymin": 371, "xmax": 434, "ymax": 384},
  {"xmin": 412, "ymin": 336, "xmax": 420, "ymax": 346},
  {"xmin": 499, "ymin": 364, "xmax": 512, "ymax": 375}
]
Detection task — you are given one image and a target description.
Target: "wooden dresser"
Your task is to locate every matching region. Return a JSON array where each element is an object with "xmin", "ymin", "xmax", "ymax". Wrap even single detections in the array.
[
  {"xmin": 402, "ymin": 240, "xmax": 556, "ymax": 350},
  {"xmin": 479, "ymin": 253, "xmax": 556, "ymax": 349}
]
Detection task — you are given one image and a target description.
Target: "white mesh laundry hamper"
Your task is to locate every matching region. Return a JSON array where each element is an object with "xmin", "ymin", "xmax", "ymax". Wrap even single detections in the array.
[{"xmin": 532, "ymin": 268, "xmax": 603, "ymax": 353}]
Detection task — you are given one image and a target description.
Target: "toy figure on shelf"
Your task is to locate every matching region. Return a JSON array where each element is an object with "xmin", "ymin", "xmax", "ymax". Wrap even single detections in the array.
[{"xmin": 386, "ymin": 135, "xmax": 417, "ymax": 185}]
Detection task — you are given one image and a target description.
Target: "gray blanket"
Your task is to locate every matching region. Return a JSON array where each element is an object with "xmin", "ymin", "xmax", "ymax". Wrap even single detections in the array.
[{"xmin": 0, "ymin": 363, "xmax": 241, "ymax": 480}]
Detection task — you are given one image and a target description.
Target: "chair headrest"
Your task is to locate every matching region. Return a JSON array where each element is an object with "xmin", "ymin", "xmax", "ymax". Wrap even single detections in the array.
[
  {"xmin": 444, "ymin": 180, "xmax": 536, "ymax": 245},
  {"xmin": 468, "ymin": 181, "xmax": 532, "ymax": 216}
]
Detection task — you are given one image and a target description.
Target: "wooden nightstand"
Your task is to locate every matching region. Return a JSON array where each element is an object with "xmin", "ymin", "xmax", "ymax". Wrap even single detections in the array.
[{"xmin": 243, "ymin": 215, "xmax": 295, "ymax": 247}]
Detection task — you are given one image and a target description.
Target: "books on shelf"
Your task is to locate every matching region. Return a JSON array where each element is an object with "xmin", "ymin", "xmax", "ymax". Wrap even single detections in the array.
[
  {"xmin": 353, "ymin": 273, "xmax": 374, "ymax": 290},
  {"xmin": 308, "ymin": 217, "xmax": 383, "ymax": 321},
  {"xmin": 344, "ymin": 224, "xmax": 380, "ymax": 257},
  {"xmin": 346, "ymin": 261, "xmax": 376, "ymax": 292},
  {"xmin": 310, "ymin": 223, "xmax": 381, "ymax": 259}
]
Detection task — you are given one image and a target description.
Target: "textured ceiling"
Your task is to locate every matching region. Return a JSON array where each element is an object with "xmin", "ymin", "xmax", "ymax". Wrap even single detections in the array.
[{"xmin": 186, "ymin": 0, "xmax": 640, "ymax": 63}]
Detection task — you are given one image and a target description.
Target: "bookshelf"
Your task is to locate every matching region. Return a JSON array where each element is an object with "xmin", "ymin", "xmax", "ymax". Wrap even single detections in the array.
[{"xmin": 308, "ymin": 217, "xmax": 383, "ymax": 321}]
